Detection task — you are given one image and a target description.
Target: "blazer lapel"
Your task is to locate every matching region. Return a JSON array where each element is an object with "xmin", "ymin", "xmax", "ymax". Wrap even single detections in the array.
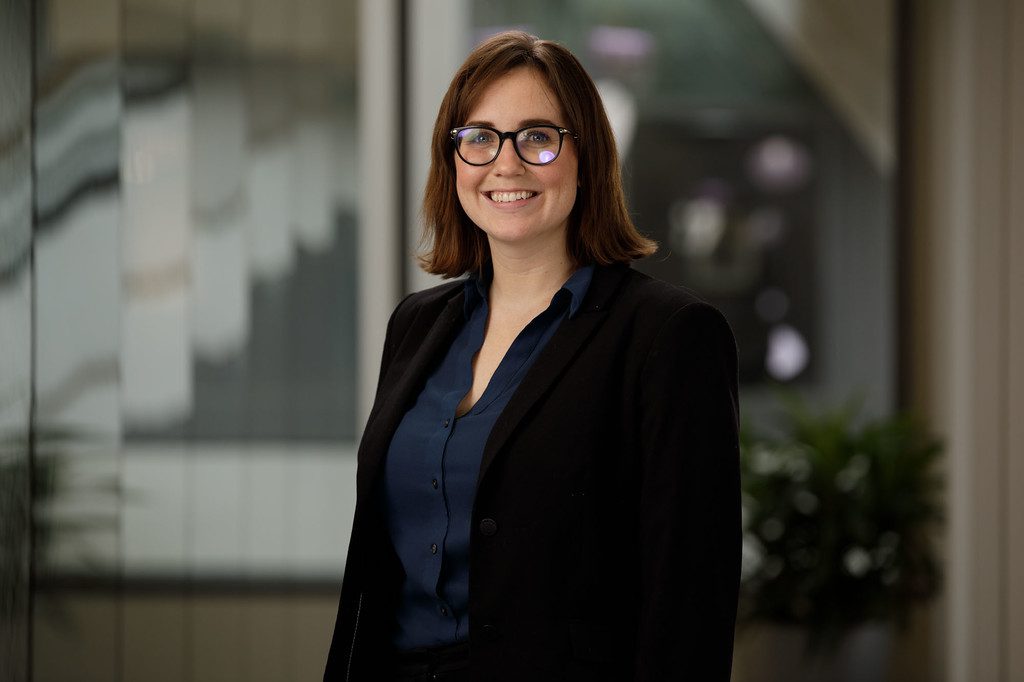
[
  {"xmin": 356, "ymin": 290, "xmax": 465, "ymax": 496},
  {"xmin": 477, "ymin": 264, "xmax": 631, "ymax": 484}
]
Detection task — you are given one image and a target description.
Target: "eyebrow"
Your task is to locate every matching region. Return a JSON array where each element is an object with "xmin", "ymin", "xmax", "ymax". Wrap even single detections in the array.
[{"xmin": 463, "ymin": 118, "xmax": 561, "ymax": 128}]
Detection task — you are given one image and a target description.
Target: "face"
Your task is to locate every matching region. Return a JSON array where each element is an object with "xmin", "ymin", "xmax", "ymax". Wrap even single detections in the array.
[{"xmin": 455, "ymin": 67, "xmax": 578, "ymax": 257}]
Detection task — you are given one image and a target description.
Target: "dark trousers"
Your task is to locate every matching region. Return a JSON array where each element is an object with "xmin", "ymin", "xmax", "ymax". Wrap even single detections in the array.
[{"xmin": 391, "ymin": 641, "xmax": 471, "ymax": 682}]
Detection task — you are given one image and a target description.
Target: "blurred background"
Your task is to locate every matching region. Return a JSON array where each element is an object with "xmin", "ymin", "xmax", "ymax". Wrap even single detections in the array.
[{"xmin": 0, "ymin": 0, "xmax": 1021, "ymax": 680}]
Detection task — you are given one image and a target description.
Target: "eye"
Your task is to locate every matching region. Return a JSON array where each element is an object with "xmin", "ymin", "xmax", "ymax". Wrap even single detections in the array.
[
  {"xmin": 461, "ymin": 128, "xmax": 497, "ymax": 146},
  {"xmin": 520, "ymin": 128, "xmax": 554, "ymax": 145}
]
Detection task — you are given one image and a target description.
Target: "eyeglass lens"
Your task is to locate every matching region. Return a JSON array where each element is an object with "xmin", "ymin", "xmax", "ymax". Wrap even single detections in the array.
[{"xmin": 454, "ymin": 126, "xmax": 564, "ymax": 165}]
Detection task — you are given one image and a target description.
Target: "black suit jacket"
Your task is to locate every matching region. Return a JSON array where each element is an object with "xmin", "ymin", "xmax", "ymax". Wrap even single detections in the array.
[{"xmin": 325, "ymin": 263, "xmax": 740, "ymax": 681}]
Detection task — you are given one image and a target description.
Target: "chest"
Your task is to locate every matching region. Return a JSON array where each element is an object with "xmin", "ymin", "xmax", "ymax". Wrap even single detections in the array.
[{"xmin": 460, "ymin": 306, "xmax": 552, "ymax": 415}]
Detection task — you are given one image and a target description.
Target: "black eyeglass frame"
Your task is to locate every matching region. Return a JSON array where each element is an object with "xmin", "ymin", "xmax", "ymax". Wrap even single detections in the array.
[{"xmin": 449, "ymin": 125, "xmax": 579, "ymax": 166}]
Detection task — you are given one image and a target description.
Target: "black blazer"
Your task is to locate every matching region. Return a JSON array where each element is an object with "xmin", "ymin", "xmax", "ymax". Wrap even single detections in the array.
[{"xmin": 325, "ymin": 263, "xmax": 740, "ymax": 682}]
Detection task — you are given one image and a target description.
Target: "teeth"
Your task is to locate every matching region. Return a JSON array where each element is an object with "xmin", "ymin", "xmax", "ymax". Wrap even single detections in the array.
[{"xmin": 489, "ymin": 191, "xmax": 535, "ymax": 203}]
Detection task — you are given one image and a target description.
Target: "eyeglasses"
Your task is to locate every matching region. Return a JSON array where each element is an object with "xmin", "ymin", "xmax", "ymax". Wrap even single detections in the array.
[{"xmin": 450, "ymin": 125, "xmax": 578, "ymax": 166}]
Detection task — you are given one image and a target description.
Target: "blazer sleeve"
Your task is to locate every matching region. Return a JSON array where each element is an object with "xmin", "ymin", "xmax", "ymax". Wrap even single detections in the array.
[
  {"xmin": 372, "ymin": 293, "xmax": 415, "ymax": 400},
  {"xmin": 634, "ymin": 301, "xmax": 741, "ymax": 682}
]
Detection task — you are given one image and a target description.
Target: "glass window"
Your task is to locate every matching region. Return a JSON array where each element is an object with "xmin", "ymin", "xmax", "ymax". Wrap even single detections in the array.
[{"xmin": 470, "ymin": 0, "xmax": 897, "ymax": 417}]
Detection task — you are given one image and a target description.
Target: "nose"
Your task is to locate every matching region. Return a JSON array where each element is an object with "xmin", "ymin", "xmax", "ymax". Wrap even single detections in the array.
[{"xmin": 492, "ymin": 137, "xmax": 525, "ymax": 175}]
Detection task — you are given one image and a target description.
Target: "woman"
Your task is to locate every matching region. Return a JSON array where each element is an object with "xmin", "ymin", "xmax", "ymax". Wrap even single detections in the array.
[{"xmin": 325, "ymin": 31, "xmax": 740, "ymax": 682}]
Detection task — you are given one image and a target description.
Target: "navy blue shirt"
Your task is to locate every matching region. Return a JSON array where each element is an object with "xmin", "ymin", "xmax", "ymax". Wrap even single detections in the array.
[{"xmin": 381, "ymin": 265, "xmax": 594, "ymax": 650}]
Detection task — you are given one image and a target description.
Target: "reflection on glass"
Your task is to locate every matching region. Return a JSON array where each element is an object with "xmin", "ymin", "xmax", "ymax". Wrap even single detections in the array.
[
  {"xmin": 0, "ymin": 2, "xmax": 33, "ymax": 677},
  {"xmin": 119, "ymin": 2, "xmax": 361, "ymax": 675},
  {"xmin": 12, "ymin": 0, "xmax": 360, "ymax": 677},
  {"xmin": 31, "ymin": 0, "xmax": 124, "ymax": 679},
  {"xmin": 471, "ymin": 0, "xmax": 895, "ymax": 410},
  {"xmin": 245, "ymin": 0, "xmax": 296, "ymax": 281},
  {"xmin": 122, "ymin": 0, "xmax": 359, "ymax": 448},
  {"xmin": 121, "ymin": 61, "xmax": 194, "ymax": 428},
  {"xmin": 633, "ymin": 120, "xmax": 819, "ymax": 384},
  {"xmin": 117, "ymin": 0, "xmax": 360, "ymax": 610},
  {"xmin": 190, "ymin": 29, "xmax": 249, "ymax": 362}
]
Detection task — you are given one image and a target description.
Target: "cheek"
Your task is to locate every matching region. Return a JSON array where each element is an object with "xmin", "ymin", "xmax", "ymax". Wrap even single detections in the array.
[
  {"xmin": 546, "ymin": 165, "xmax": 579, "ymax": 203},
  {"xmin": 551, "ymin": 155, "xmax": 578, "ymax": 190},
  {"xmin": 455, "ymin": 165, "xmax": 481, "ymax": 199}
]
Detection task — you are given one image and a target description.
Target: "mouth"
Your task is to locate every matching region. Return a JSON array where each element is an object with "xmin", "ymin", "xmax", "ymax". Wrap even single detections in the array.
[{"xmin": 486, "ymin": 190, "xmax": 538, "ymax": 203}]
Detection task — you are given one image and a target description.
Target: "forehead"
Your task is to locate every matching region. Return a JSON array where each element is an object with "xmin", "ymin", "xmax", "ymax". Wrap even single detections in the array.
[{"xmin": 463, "ymin": 67, "xmax": 565, "ymax": 125}]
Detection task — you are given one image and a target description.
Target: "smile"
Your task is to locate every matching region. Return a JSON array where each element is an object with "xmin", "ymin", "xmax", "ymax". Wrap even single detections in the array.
[{"xmin": 487, "ymin": 190, "xmax": 537, "ymax": 203}]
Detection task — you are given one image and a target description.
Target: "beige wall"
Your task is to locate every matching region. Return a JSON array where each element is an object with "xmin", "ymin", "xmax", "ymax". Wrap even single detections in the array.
[{"xmin": 909, "ymin": 0, "xmax": 1024, "ymax": 680}]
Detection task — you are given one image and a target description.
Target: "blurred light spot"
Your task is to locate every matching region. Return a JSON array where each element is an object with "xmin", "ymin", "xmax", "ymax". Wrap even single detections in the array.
[
  {"xmin": 793, "ymin": 490, "xmax": 819, "ymax": 514},
  {"xmin": 748, "ymin": 135, "xmax": 811, "ymax": 192},
  {"xmin": 750, "ymin": 445, "xmax": 783, "ymax": 475},
  {"xmin": 760, "ymin": 517, "xmax": 785, "ymax": 542},
  {"xmin": 872, "ymin": 542, "xmax": 896, "ymax": 569},
  {"xmin": 844, "ymin": 546, "xmax": 872, "ymax": 577},
  {"xmin": 879, "ymin": 531, "xmax": 900, "ymax": 550},
  {"xmin": 595, "ymin": 79, "xmax": 638, "ymax": 159},
  {"xmin": 669, "ymin": 197, "xmax": 725, "ymax": 258},
  {"xmin": 763, "ymin": 555, "xmax": 784, "ymax": 579},
  {"xmin": 538, "ymin": 150, "xmax": 555, "ymax": 164},
  {"xmin": 755, "ymin": 287, "xmax": 789, "ymax": 322},
  {"xmin": 741, "ymin": 533, "xmax": 765, "ymax": 580},
  {"xmin": 744, "ymin": 207, "xmax": 786, "ymax": 246},
  {"xmin": 696, "ymin": 177, "xmax": 733, "ymax": 202},
  {"xmin": 783, "ymin": 455, "xmax": 811, "ymax": 482},
  {"xmin": 588, "ymin": 25, "xmax": 655, "ymax": 61},
  {"xmin": 835, "ymin": 453, "xmax": 871, "ymax": 492},
  {"xmin": 741, "ymin": 493, "xmax": 758, "ymax": 529},
  {"xmin": 765, "ymin": 324, "xmax": 809, "ymax": 380},
  {"xmin": 791, "ymin": 548, "xmax": 819, "ymax": 569}
]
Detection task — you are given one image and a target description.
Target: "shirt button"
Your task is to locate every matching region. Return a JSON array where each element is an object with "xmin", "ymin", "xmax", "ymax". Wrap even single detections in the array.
[
  {"xmin": 431, "ymin": 478, "xmax": 438, "ymax": 489},
  {"xmin": 479, "ymin": 518, "xmax": 498, "ymax": 536},
  {"xmin": 443, "ymin": 418, "xmax": 450, "ymax": 428},
  {"xmin": 440, "ymin": 606, "xmax": 448, "ymax": 616},
  {"xmin": 430, "ymin": 543, "xmax": 438, "ymax": 554}
]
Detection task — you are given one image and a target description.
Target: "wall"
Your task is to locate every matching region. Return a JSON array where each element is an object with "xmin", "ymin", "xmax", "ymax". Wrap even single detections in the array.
[{"xmin": 909, "ymin": 0, "xmax": 1024, "ymax": 679}]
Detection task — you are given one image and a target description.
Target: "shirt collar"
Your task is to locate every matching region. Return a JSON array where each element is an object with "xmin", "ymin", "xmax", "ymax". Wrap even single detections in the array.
[
  {"xmin": 561, "ymin": 264, "xmax": 595, "ymax": 318},
  {"xmin": 463, "ymin": 264, "xmax": 595, "ymax": 320},
  {"xmin": 462, "ymin": 269, "xmax": 489, "ymax": 319}
]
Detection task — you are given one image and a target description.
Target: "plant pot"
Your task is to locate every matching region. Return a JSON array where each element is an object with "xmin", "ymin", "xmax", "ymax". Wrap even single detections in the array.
[{"xmin": 734, "ymin": 621, "xmax": 894, "ymax": 682}]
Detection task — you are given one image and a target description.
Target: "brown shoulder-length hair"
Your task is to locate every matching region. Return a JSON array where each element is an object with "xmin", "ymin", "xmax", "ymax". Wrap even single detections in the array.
[{"xmin": 420, "ymin": 31, "xmax": 657, "ymax": 277}]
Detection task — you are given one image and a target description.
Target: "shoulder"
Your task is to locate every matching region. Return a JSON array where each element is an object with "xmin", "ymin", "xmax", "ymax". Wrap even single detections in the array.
[
  {"xmin": 399, "ymin": 277, "xmax": 466, "ymax": 309},
  {"xmin": 617, "ymin": 267, "xmax": 703, "ymax": 310},
  {"xmin": 609, "ymin": 266, "xmax": 733, "ymax": 341},
  {"xmin": 389, "ymin": 278, "xmax": 465, "ymax": 331},
  {"xmin": 609, "ymin": 269, "xmax": 738, "ymax": 401}
]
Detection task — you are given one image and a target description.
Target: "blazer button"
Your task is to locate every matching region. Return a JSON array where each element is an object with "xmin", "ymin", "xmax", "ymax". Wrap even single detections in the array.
[
  {"xmin": 481, "ymin": 624, "xmax": 500, "ymax": 641},
  {"xmin": 478, "ymin": 518, "xmax": 498, "ymax": 536}
]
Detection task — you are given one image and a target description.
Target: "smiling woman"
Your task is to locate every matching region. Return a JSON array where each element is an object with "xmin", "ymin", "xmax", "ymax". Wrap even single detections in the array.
[
  {"xmin": 325, "ymin": 31, "xmax": 741, "ymax": 682},
  {"xmin": 453, "ymin": 68, "xmax": 580, "ymax": 259},
  {"xmin": 420, "ymin": 32, "xmax": 655, "ymax": 278}
]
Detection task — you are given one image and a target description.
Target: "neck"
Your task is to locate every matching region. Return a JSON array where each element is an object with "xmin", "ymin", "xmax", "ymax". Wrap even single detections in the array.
[{"xmin": 487, "ymin": 241, "xmax": 575, "ymax": 314}]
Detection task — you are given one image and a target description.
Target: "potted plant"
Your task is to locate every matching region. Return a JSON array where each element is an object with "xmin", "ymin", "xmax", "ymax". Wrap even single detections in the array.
[{"xmin": 736, "ymin": 396, "xmax": 943, "ymax": 681}]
